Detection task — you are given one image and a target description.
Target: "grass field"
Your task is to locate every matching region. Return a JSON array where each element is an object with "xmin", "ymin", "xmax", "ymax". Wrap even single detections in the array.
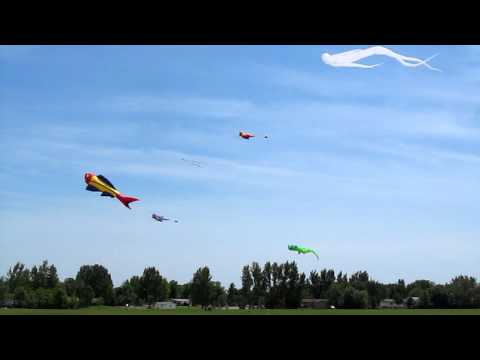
[{"xmin": 1, "ymin": 306, "xmax": 480, "ymax": 315}]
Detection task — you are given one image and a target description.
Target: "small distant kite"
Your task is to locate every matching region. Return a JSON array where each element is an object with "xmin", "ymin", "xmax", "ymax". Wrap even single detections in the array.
[
  {"xmin": 181, "ymin": 158, "xmax": 203, "ymax": 168},
  {"xmin": 288, "ymin": 244, "xmax": 319, "ymax": 260},
  {"xmin": 321, "ymin": 46, "xmax": 441, "ymax": 71},
  {"xmin": 152, "ymin": 214, "xmax": 178, "ymax": 223},
  {"xmin": 239, "ymin": 131, "xmax": 268, "ymax": 140},
  {"xmin": 84, "ymin": 172, "xmax": 139, "ymax": 209}
]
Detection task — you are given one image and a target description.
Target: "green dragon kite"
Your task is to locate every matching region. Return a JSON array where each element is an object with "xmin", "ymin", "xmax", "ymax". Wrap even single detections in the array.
[{"xmin": 288, "ymin": 244, "xmax": 319, "ymax": 260}]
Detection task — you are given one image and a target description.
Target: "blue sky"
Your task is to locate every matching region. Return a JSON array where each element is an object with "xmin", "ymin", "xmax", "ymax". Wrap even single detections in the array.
[{"xmin": 1, "ymin": 45, "xmax": 479, "ymax": 287}]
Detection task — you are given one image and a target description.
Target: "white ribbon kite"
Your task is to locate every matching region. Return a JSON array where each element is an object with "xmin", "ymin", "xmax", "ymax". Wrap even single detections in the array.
[{"xmin": 321, "ymin": 46, "xmax": 440, "ymax": 71}]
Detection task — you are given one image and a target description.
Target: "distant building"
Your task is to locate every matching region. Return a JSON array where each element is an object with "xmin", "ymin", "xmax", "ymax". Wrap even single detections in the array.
[
  {"xmin": 153, "ymin": 301, "xmax": 177, "ymax": 309},
  {"xmin": 301, "ymin": 298, "xmax": 329, "ymax": 309},
  {"xmin": 171, "ymin": 298, "xmax": 191, "ymax": 306},
  {"xmin": 379, "ymin": 299, "xmax": 406, "ymax": 309},
  {"xmin": 1, "ymin": 299, "xmax": 14, "ymax": 308}
]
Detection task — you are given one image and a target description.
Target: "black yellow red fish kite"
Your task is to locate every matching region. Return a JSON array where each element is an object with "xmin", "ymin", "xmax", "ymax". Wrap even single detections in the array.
[{"xmin": 84, "ymin": 172, "xmax": 139, "ymax": 209}]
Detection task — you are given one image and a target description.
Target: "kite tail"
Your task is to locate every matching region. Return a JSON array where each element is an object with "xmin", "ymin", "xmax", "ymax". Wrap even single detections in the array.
[
  {"xmin": 117, "ymin": 194, "xmax": 139, "ymax": 209},
  {"xmin": 402, "ymin": 53, "xmax": 441, "ymax": 71},
  {"xmin": 421, "ymin": 54, "xmax": 441, "ymax": 72}
]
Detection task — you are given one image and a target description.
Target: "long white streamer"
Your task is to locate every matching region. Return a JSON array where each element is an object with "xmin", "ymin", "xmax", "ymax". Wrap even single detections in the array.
[{"xmin": 321, "ymin": 46, "xmax": 441, "ymax": 71}]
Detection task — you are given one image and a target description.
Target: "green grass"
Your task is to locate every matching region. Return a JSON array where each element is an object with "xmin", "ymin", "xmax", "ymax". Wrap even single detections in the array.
[{"xmin": 1, "ymin": 306, "xmax": 480, "ymax": 315}]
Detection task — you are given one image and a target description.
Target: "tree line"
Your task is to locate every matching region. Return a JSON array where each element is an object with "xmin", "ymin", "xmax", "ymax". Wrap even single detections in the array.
[{"xmin": 1, "ymin": 260, "xmax": 479, "ymax": 309}]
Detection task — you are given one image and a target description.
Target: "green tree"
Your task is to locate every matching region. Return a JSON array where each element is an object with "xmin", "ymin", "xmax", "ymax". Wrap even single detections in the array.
[
  {"xmin": 430, "ymin": 285, "xmax": 450, "ymax": 308},
  {"xmin": 139, "ymin": 267, "xmax": 169, "ymax": 305},
  {"xmin": 169, "ymin": 280, "xmax": 179, "ymax": 299},
  {"xmin": 263, "ymin": 262, "xmax": 272, "ymax": 294},
  {"xmin": 190, "ymin": 267, "xmax": 213, "ymax": 309},
  {"xmin": 472, "ymin": 286, "xmax": 480, "ymax": 308},
  {"xmin": 396, "ymin": 279, "xmax": 407, "ymax": 303},
  {"xmin": 343, "ymin": 286, "xmax": 368, "ymax": 308},
  {"xmin": 251, "ymin": 262, "xmax": 265, "ymax": 307},
  {"xmin": 114, "ymin": 280, "xmax": 138, "ymax": 306},
  {"xmin": 66, "ymin": 295, "xmax": 80, "ymax": 309},
  {"xmin": 406, "ymin": 280, "xmax": 434, "ymax": 297},
  {"xmin": 322, "ymin": 269, "xmax": 336, "ymax": 294},
  {"xmin": 35, "ymin": 288, "xmax": 56, "ymax": 308},
  {"xmin": 128, "ymin": 276, "xmax": 143, "ymax": 304},
  {"xmin": 30, "ymin": 266, "xmax": 40, "ymax": 289},
  {"xmin": 265, "ymin": 262, "xmax": 283, "ymax": 308},
  {"xmin": 336, "ymin": 271, "xmax": 348, "ymax": 284},
  {"xmin": 418, "ymin": 290, "xmax": 431, "ymax": 308},
  {"xmin": 277, "ymin": 263, "xmax": 288, "ymax": 308},
  {"xmin": 7, "ymin": 262, "xmax": 31, "ymax": 292},
  {"xmin": 29, "ymin": 261, "xmax": 59, "ymax": 292},
  {"xmin": 116, "ymin": 277, "xmax": 144, "ymax": 306},
  {"xmin": 227, "ymin": 283, "xmax": 238, "ymax": 306},
  {"xmin": 309, "ymin": 269, "xmax": 336, "ymax": 299},
  {"xmin": 366, "ymin": 280, "xmax": 386, "ymax": 308},
  {"xmin": 386, "ymin": 280, "xmax": 406, "ymax": 304},
  {"xmin": 309, "ymin": 271, "xmax": 321, "ymax": 299},
  {"xmin": 350, "ymin": 271, "xmax": 369, "ymax": 283},
  {"xmin": 75, "ymin": 264, "xmax": 114, "ymax": 305},
  {"xmin": 0, "ymin": 278, "xmax": 7, "ymax": 305},
  {"xmin": 211, "ymin": 281, "xmax": 226, "ymax": 307},
  {"xmin": 46, "ymin": 263, "xmax": 59, "ymax": 289},
  {"xmin": 448, "ymin": 275, "xmax": 477, "ymax": 308},
  {"xmin": 63, "ymin": 278, "xmax": 77, "ymax": 297},
  {"xmin": 13, "ymin": 286, "xmax": 29, "ymax": 307},
  {"xmin": 241, "ymin": 265, "xmax": 253, "ymax": 307},
  {"xmin": 326, "ymin": 283, "xmax": 344, "ymax": 307},
  {"xmin": 284, "ymin": 262, "xmax": 304, "ymax": 308},
  {"xmin": 349, "ymin": 271, "xmax": 369, "ymax": 293},
  {"xmin": 181, "ymin": 282, "xmax": 192, "ymax": 299},
  {"xmin": 76, "ymin": 280, "xmax": 95, "ymax": 307}
]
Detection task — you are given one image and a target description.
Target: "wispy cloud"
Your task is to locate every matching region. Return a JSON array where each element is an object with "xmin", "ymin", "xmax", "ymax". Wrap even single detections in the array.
[
  {"xmin": 255, "ymin": 63, "xmax": 480, "ymax": 109},
  {"xmin": 106, "ymin": 95, "xmax": 256, "ymax": 119},
  {"xmin": 5, "ymin": 126, "xmax": 480, "ymax": 211},
  {"xmin": 342, "ymin": 139, "xmax": 480, "ymax": 167},
  {"xmin": 249, "ymin": 101, "xmax": 480, "ymax": 142},
  {"xmin": 255, "ymin": 64, "xmax": 381, "ymax": 99},
  {"xmin": 3, "ymin": 93, "xmax": 480, "ymax": 195},
  {"xmin": 0, "ymin": 135, "xmax": 303, "ymax": 192},
  {"xmin": 96, "ymin": 92, "xmax": 480, "ymax": 143}
]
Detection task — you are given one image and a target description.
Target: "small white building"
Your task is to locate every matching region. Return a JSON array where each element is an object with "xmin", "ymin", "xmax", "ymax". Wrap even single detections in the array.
[
  {"xmin": 379, "ymin": 299, "xmax": 405, "ymax": 309},
  {"xmin": 153, "ymin": 301, "xmax": 177, "ymax": 309},
  {"xmin": 301, "ymin": 298, "xmax": 329, "ymax": 309},
  {"xmin": 171, "ymin": 298, "xmax": 191, "ymax": 306},
  {"xmin": 1, "ymin": 299, "xmax": 14, "ymax": 308}
]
